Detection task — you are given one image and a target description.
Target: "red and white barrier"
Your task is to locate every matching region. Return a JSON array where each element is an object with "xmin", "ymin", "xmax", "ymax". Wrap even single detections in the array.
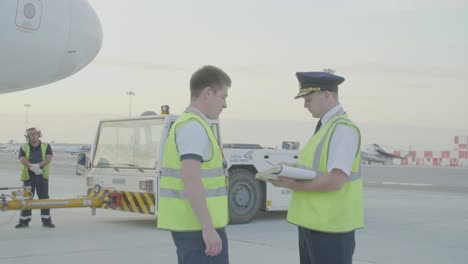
[{"xmin": 394, "ymin": 136, "xmax": 468, "ymax": 167}]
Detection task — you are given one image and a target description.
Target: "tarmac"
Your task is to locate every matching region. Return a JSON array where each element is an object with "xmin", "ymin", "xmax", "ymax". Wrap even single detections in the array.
[{"xmin": 0, "ymin": 152, "xmax": 467, "ymax": 264}]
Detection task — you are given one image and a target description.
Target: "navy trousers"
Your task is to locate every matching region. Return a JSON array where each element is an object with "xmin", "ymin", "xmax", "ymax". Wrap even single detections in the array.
[
  {"xmin": 19, "ymin": 175, "xmax": 52, "ymax": 224},
  {"xmin": 298, "ymin": 227, "xmax": 355, "ymax": 264},
  {"xmin": 171, "ymin": 228, "xmax": 229, "ymax": 264}
]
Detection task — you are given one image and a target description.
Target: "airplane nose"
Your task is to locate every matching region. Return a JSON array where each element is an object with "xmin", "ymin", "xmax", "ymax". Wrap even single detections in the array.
[{"xmin": 58, "ymin": 0, "xmax": 102, "ymax": 78}]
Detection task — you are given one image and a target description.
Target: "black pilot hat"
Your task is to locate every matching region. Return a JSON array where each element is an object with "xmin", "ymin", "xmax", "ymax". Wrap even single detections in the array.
[{"xmin": 294, "ymin": 72, "xmax": 345, "ymax": 99}]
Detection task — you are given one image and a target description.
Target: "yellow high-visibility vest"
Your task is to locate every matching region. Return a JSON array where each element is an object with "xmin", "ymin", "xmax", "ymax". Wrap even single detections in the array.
[
  {"xmin": 20, "ymin": 143, "xmax": 50, "ymax": 181},
  {"xmin": 157, "ymin": 112, "xmax": 228, "ymax": 231},
  {"xmin": 287, "ymin": 113, "xmax": 364, "ymax": 232}
]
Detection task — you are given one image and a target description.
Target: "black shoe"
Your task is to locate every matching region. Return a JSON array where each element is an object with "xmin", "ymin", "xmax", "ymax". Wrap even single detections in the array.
[
  {"xmin": 42, "ymin": 222, "xmax": 55, "ymax": 228},
  {"xmin": 15, "ymin": 222, "xmax": 29, "ymax": 228}
]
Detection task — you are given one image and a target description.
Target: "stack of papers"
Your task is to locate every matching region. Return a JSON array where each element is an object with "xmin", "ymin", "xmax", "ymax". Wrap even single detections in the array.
[{"xmin": 255, "ymin": 165, "xmax": 317, "ymax": 181}]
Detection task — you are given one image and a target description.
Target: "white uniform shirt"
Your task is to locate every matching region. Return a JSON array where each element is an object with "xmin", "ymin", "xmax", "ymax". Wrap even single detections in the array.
[
  {"xmin": 320, "ymin": 104, "xmax": 359, "ymax": 177},
  {"xmin": 175, "ymin": 107, "xmax": 213, "ymax": 162}
]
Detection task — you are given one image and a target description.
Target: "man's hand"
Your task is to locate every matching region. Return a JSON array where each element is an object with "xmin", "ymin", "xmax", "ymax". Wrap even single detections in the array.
[
  {"xmin": 269, "ymin": 176, "xmax": 297, "ymax": 190},
  {"xmin": 202, "ymin": 227, "xmax": 222, "ymax": 257},
  {"xmin": 29, "ymin": 164, "xmax": 42, "ymax": 175}
]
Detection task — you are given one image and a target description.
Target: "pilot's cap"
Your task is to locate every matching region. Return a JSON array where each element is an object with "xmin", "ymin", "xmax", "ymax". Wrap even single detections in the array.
[{"xmin": 294, "ymin": 72, "xmax": 345, "ymax": 99}]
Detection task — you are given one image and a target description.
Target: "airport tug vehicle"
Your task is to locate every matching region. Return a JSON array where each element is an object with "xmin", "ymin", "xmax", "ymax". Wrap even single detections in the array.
[{"xmin": 2, "ymin": 107, "xmax": 299, "ymax": 224}]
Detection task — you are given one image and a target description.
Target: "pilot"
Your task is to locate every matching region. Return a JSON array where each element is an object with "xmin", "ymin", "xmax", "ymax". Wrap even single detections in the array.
[
  {"xmin": 269, "ymin": 71, "xmax": 363, "ymax": 264},
  {"xmin": 15, "ymin": 127, "xmax": 55, "ymax": 228}
]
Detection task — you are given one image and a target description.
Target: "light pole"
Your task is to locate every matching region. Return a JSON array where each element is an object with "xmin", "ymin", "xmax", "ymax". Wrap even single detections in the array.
[
  {"xmin": 126, "ymin": 91, "xmax": 135, "ymax": 117},
  {"xmin": 24, "ymin": 104, "xmax": 31, "ymax": 129}
]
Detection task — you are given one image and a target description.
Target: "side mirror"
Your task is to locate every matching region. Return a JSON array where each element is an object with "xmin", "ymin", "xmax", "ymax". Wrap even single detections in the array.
[{"xmin": 76, "ymin": 153, "xmax": 89, "ymax": 176}]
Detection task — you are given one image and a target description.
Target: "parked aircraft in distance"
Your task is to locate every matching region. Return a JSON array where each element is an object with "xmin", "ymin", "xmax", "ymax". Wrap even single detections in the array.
[
  {"xmin": 0, "ymin": 0, "xmax": 102, "ymax": 94},
  {"xmin": 50, "ymin": 144, "xmax": 91, "ymax": 154},
  {"xmin": 361, "ymin": 144, "xmax": 408, "ymax": 164},
  {"xmin": 0, "ymin": 140, "xmax": 91, "ymax": 155},
  {"xmin": 0, "ymin": 140, "xmax": 20, "ymax": 153}
]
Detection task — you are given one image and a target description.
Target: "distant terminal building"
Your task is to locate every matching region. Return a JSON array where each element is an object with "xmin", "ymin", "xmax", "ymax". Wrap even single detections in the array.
[{"xmin": 393, "ymin": 136, "xmax": 468, "ymax": 167}]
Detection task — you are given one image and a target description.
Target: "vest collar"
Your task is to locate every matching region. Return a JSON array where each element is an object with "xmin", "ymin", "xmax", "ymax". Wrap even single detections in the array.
[
  {"xmin": 185, "ymin": 107, "xmax": 211, "ymax": 124},
  {"xmin": 320, "ymin": 104, "xmax": 345, "ymax": 127}
]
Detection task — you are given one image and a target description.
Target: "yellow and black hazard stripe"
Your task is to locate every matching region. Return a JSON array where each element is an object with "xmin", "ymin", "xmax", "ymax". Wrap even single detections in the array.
[{"xmin": 87, "ymin": 188, "xmax": 156, "ymax": 215}]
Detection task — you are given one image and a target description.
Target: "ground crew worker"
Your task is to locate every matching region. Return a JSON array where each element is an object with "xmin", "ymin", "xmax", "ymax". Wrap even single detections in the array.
[
  {"xmin": 157, "ymin": 65, "xmax": 231, "ymax": 264},
  {"xmin": 270, "ymin": 71, "xmax": 363, "ymax": 264},
  {"xmin": 15, "ymin": 127, "xmax": 55, "ymax": 228}
]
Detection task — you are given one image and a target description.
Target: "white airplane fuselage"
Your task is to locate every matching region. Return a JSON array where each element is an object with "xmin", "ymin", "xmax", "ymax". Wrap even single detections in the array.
[{"xmin": 0, "ymin": 0, "xmax": 102, "ymax": 94}]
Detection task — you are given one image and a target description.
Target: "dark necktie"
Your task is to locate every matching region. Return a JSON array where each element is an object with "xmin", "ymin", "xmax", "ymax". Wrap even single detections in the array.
[{"xmin": 314, "ymin": 119, "xmax": 322, "ymax": 135}]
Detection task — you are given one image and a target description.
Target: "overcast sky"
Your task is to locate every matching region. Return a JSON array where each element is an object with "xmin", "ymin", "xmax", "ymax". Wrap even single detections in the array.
[{"xmin": 1, "ymin": 0, "xmax": 467, "ymax": 150}]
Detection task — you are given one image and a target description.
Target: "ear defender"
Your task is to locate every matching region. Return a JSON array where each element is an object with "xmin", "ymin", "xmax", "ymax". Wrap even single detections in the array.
[{"xmin": 24, "ymin": 131, "xmax": 29, "ymax": 142}]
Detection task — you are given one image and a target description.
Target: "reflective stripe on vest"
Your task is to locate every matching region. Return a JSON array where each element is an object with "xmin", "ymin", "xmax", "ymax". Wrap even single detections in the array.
[
  {"xmin": 298, "ymin": 116, "xmax": 362, "ymax": 181},
  {"xmin": 161, "ymin": 166, "xmax": 225, "ymax": 179},
  {"xmin": 159, "ymin": 186, "xmax": 227, "ymax": 199},
  {"xmin": 157, "ymin": 112, "xmax": 228, "ymax": 231},
  {"xmin": 20, "ymin": 143, "xmax": 50, "ymax": 181},
  {"xmin": 287, "ymin": 113, "xmax": 364, "ymax": 233}
]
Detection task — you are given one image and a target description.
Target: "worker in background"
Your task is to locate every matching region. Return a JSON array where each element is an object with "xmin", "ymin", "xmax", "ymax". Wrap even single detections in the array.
[
  {"xmin": 15, "ymin": 127, "xmax": 55, "ymax": 228},
  {"xmin": 157, "ymin": 65, "xmax": 231, "ymax": 264},
  {"xmin": 270, "ymin": 72, "xmax": 363, "ymax": 264}
]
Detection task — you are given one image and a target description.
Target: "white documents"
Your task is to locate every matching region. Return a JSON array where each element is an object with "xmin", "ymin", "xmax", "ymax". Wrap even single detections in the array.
[{"xmin": 255, "ymin": 165, "xmax": 317, "ymax": 181}]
